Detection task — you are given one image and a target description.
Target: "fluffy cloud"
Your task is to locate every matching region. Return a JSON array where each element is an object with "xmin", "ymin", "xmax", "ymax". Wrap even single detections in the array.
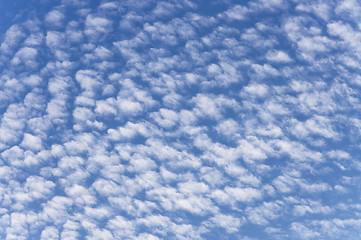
[
  {"xmin": 0, "ymin": 0, "xmax": 360, "ymax": 239},
  {"xmin": 20, "ymin": 133, "xmax": 43, "ymax": 151}
]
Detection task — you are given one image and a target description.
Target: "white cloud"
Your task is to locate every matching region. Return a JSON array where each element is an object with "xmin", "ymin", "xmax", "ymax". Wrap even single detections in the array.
[
  {"xmin": 251, "ymin": 0, "xmax": 284, "ymax": 10},
  {"xmin": 84, "ymin": 206, "xmax": 111, "ymax": 220},
  {"xmin": 45, "ymin": 10, "xmax": 65, "ymax": 27},
  {"xmin": 95, "ymin": 99, "xmax": 117, "ymax": 116},
  {"xmin": 291, "ymin": 222, "xmax": 320, "ymax": 239},
  {"xmin": 0, "ymin": 24, "xmax": 25, "ymax": 54},
  {"xmin": 251, "ymin": 63, "xmax": 279, "ymax": 79},
  {"xmin": 65, "ymin": 184, "xmax": 96, "ymax": 206},
  {"xmin": 296, "ymin": 2, "xmax": 331, "ymax": 21},
  {"xmin": 41, "ymin": 196, "xmax": 73, "ymax": 224},
  {"xmin": 246, "ymin": 201, "xmax": 283, "ymax": 225},
  {"xmin": 243, "ymin": 83, "xmax": 269, "ymax": 98},
  {"xmin": 75, "ymin": 70, "xmax": 102, "ymax": 91},
  {"xmin": 223, "ymin": 5, "xmax": 249, "ymax": 21},
  {"xmin": 192, "ymin": 94, "xmax": 222, "ymax": 119},
  {"xmin": 85, "ymin": 15, "xmax": 112, "ymax": 41},
  {"xmin": 107, "ymin": 216, "xmax": 135, "ymax": 238},
  {"xmin": 293, "ymin": 200, "xmax": 331, "ymax": 217},
  {"xmin": 11, "ymin": 47, "xmax": 38, "ymax": 67},
  {"xmin": 209, "ymin": 213, "xmax": 243, "ymax": 233},
  {"xmin": 335, "ymin": 0, "xmax": 361, "ymax": 19},
  {"xmin": 73, "ymin": 107, "xmax": 94, "ymax": 122},
  {"xmin": 225, "ymin": 187, "xmax": 262, "ymax": 202},
  {"xmin": 20, "ymin": 133, "xmax": 43, "ymax": 151},
  {"xmin": 14, "ymin": 176, "xmax": 55, "ymax": 203},
  {"xmin": 266, "ymin": 50, "xmax": 292, "ymax": 62},
  {"xmin": 92, "ymin": 179, "xmax": 122, "ymax": 197},
  {"xmin": 41, "ymin": 226, "xmax": 59, "ymax": 240},
  {"xmin": 0, "ymin": 0, "xmax": 360, "ymax": 239},
  {"xmin": 23, "ymin": 75, "xmax": 43, "ymax": 87},
  {"xmin": 24, "ymin": 33, "xmax": 43, "ymax": 47},
  {"xmin": 46, "ymin": 31, "xmax": 66, "ymax": 49},
  {"xmin": 178, "ymin": 181, "xmax": 209, "ymax": 195},
  {"xmin": 151, "ymin": 108, "xmax": 179, "ymax": 128}
]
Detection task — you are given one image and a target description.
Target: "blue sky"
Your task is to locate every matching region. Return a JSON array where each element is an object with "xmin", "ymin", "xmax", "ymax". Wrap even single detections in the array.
[{"xmin": 0, "ymin": 0, "xmax": 361, "ymax": 239}]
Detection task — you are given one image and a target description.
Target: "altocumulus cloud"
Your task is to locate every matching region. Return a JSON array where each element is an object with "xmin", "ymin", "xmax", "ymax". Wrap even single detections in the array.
[{"xmin": 0, "ymin": 0, "xmax": 361, "ymax": 239}]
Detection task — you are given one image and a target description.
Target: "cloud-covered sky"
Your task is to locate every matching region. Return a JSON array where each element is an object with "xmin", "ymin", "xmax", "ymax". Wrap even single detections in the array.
[{"xmin": 1, "ymin": 0, "xmax": 361, "ymax": 239}]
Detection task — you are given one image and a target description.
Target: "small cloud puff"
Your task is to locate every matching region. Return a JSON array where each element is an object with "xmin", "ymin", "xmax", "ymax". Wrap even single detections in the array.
[
  {"xmin": 20, "ymin": 133, "xmax": 43, "ymax": 151},
  {"xmin": 266, "ymin": 50, "xmax": 292, "ymax": 63},
  {"xmin": 45, "ymin": 10, "xmax": 65, "ymax": 27}
]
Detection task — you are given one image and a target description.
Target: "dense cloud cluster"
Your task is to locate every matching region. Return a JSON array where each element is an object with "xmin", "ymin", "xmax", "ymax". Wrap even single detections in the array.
[{"xmin": 1, "ymin": 0, "xmax": 361, "ymax": 239}]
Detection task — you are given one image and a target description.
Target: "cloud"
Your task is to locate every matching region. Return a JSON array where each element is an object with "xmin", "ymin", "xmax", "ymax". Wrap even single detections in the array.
[
  {"xmin": 209, "ymin": 213, "xmax": 243, "ymax": 233},
  {"xmin": 0, "ymin": 24, "xmax": 25, "ymax": 55},
  {"xmin": 41, "ymin": 226, "xmax": 59, "ymax": 240},
  {"xmin": 1, "ymin": 0, "xmax": 361, "ymax": 239},
  {"xmin": 246, "ymin": 201, "xmax": 283, "ymax": 225},
  {"xmin": 296, "ymin": 2, "xmax": 331, "ymax": 21},
  {"xmin": 85, "ymin": 15, "xmax": 112, "ymax": 41},
  {"xmin": 224, "ymin": 187, "xmax": 262, "ymax": 203},
  {"xmin": 266, "ymin": 50, "xmax": 292, "ymax": 63},
  {"xmin": 107, "ymin": 216, "xmax": 135, "ymax": 238},
  {"xmin": 293, "ymin": 200, "xmax": 332, "ymax": 217},
  {"xmin": 20, "ymin": 133, "xmax": 43, "ymax": 151},
  {"xmin": 11, "ymin": 47, "xmax": 38, "ymax": 67},
  {"xmin": 45, "ymin": 10, "xmax": 65, "ymax": 28},
  {"xmin": 335, "ymin": 0, "xmax": 361, "ymax": 19},
  {"xmin": 223, "ymin": 5, "xmax": 249, "ymax": 21}
]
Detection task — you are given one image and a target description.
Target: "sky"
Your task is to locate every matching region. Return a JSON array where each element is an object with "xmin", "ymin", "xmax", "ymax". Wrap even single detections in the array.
[{"xmin": 0, "ymin": 0, "xmax": 361, "ymax": 239}]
